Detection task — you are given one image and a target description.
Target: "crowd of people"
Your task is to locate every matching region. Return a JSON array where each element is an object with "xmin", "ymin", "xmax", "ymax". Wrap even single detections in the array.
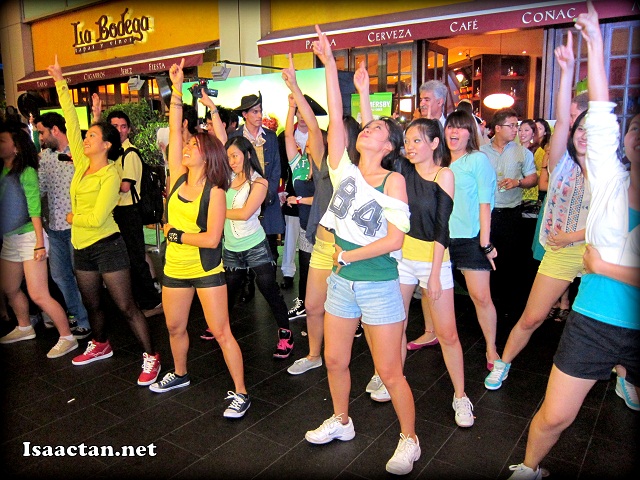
[{"xmin": 0, "ymin": 2, "xmax": 637, "ymax": 476}]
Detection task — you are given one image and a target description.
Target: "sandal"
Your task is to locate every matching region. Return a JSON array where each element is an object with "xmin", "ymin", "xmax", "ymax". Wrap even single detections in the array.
[
  {"xmin": 555, "ymin": 308, "xmax": 570, "ymax": 322},
  {"xmin": 200, "ymin": 328, "xmax": 215, "ymax": 340},
  {"xmin": 545, "ymin": 306, "xmax": 560, "ymax": 322}
]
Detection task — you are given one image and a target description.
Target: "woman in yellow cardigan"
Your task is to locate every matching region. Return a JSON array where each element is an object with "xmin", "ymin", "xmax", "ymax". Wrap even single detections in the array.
[{"xmin": 47, "ymin": 56, "xmax": 160, "ymax": 386}]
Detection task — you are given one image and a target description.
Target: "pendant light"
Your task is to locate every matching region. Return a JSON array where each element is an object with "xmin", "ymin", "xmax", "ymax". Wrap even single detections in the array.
[{"xmin": 483, "ymin": 34, "xmax": 515, "ymax": 110}]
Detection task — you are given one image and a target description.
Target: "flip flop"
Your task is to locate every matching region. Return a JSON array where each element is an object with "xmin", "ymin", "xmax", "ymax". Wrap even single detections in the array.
[{"xmin": 200, "ymin": 328, "xmax": 215, "ymax": 340}]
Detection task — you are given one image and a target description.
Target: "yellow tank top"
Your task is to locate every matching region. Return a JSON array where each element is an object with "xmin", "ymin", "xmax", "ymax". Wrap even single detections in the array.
[{"xmin": 164, "ymin": 189, "xmax": 224, "ymax": 279}]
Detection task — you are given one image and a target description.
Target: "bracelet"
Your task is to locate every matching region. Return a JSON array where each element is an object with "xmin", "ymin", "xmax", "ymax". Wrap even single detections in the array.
[
  {"xmin": 167, "ymin": 228, "xmax": 184, "ymax": 244},
  {"xmin": 171, "ymin": 85, "xmax": 183, "ymax": 97},
  {"xmin": 170, "ymin": 102, "xmax": 183, "ymax": 107},
  {"xmin": 210, "ymin": 108, "xmax": 218, "ymax": 115},
  {"xmin": 34, "ymin": 246, "xmax": 46, "ymax": 251},
  {"xmin": 480, "ymin": 243, "xmax": 494, "ymax": 255},
  {"xmin": 337, "ymin": 250, "xmax": 351, "ymax": 266}
]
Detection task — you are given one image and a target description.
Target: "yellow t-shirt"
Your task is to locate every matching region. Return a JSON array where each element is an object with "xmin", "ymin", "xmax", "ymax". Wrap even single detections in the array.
[{"xmin": 402, "ymin": 235, "xmax": 450, "ymax": 263}]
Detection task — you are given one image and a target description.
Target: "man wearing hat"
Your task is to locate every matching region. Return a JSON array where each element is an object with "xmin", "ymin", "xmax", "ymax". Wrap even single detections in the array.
[
  {"xmin": 277, "ymin": 94, "xmax": 326, "ymax": 291},
  {"xmin": 230, "ymin": 92, "xmax": 285, "ymax": 263}
]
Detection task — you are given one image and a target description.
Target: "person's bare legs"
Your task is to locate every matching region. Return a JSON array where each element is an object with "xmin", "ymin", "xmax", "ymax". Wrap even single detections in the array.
[
  {"xmin": 304, "ymin": 266, "xmax": 331, "ymax": 360},
  {"xmin": 407, "ymin": 295, "xmax": 437, "ymax": 345},
  {"xmin": 522, "ymin": 365, "xmax": 595, "ymax": 470},
  {"xmin": 162, "ymin": 286, "xmax": 194, "ymax": 376},
  {"xmin": 462, "ymin": 270, "xmax": 499, "ymax": 365},
  {"xmin": 23, "ymin": 259, "xmax": 72, "ymax": 336},
  {"xmin": 501, "ymin": 274, "xmax": 571, "ymax": 364},
  {"xmin": 1, "ymin": 259, "xmax": 30, "ymax": 327}
]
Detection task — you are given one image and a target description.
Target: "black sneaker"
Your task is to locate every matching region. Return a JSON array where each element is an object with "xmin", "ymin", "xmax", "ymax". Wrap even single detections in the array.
[
  {"xmin": 273, "ymin": 328, "xmax": 294, "ymax": 359},
  {"xmin": 149, "ymin": 372, "xmax": 191, "ymax": 393},
  {"xmin": 223, "ymin": 391, "xmax": 251, "ymax": 418},
  {"xmin": 287, "ymin": 298, "xmax": 306, "ymax": 320},
  {"xmin": 354, "ymin": 321, "xmax": 364, "ymax": 338},
  {"xmin": 72, "ymin": 327, "xmax": 92, "ymax": 340},
  {"xmin": 279, "ymin": 276, "xmax": 294, "ymax": 290}
]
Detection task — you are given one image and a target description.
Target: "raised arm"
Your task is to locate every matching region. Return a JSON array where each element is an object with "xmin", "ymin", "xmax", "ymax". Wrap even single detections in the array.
[
  {"xmin": 284, "ymin": 94, "xmax": 299, "ymax": 161},
  {"xmin": 576, "ymin": 1, "xmax": 606, "ymax": 102},
  {"xmin": 313, "ymin": 25, "xmax": 346, "ymax": 170},
  {"xmin": 548, "ymin": 32, "xmax": 575, "ymax": 173},
  {"xmin": 91, "ymin": 93, "xmax": 102, "ymax": 122},
  {"xmin": 167, "ymin": 59, "xmax": 187, "ymax": 192},
  {"xmin": 354, "ymin": 61, "xmax": 373, "ymax": 126},
  {"xmin": 199, "ymin": 91, "xmax": 227, "ymax": 144},
  {"xmin": 282, "ymin": 53, "xmax": 325, "ymax": 165}
]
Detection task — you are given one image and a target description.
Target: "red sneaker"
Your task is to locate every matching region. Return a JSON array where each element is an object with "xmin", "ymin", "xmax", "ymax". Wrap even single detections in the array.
[
  {"xmin": 72, "ymin": 340, "xmax": 113, "ymax": 365},
  {"xmin": 138, "ymin": 352, "xmax": 161, "ymax": 386}
]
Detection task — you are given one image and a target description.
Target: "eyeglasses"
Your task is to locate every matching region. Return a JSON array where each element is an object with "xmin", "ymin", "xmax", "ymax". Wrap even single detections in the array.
[{"xmin": 499, "ymin": 123, "xmax": 519, "ymax": 129}]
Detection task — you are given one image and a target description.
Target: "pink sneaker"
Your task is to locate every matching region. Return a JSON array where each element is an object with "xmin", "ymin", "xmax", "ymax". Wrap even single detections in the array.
[
  {"xmin": 138, "ymin": 352, "xmax": 161, "ymax": 386},
  {"xmin": 72, "ymin": 340, "xmax": 113, "ymax": 365}
]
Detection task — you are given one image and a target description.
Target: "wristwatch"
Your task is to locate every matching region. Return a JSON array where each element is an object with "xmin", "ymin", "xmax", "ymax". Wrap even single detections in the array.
[
  {"xmin": 296, "ymin": 196, "xmax": 302, "ymax": 204},
  {"xmin": 337, "ymin": 250, "xmax": 350, "ymax": 266},
  {"xmin": 517, "ymin": 179, "xmax": 522, "ymax": 187}
]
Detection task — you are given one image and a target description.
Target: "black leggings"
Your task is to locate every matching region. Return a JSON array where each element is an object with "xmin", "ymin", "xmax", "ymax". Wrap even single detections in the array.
[
  {"xmin": 76, "ymin": 268, "xmax": 154, "ymax": 353},
  {"xmin": 225, "ymin": 263, "xmax": 289, "ymax": 330},
  {"xmin": 298, "ymin": 250, "xmax": 311, "ymax": 303}
]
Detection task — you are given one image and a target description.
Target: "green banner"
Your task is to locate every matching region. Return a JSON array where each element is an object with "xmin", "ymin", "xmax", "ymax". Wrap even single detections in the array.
[{"xmin": 351, "ymin": 92, "xmax": 393, "ymax": 123}]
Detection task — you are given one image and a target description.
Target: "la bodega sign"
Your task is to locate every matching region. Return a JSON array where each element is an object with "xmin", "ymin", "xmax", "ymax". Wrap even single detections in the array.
[{"xmin": 71, "ymin": 8, "xmax": 153, "ymax": 54}]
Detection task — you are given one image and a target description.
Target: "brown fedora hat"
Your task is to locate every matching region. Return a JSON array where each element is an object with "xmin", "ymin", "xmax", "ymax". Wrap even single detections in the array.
[
  {"xmin": 303, "ymin": 94, "xmax": 327, "ymax": 116},
  {"xmin": 234, "ymin": 91, "xmax": 262, "ymax": 113}
]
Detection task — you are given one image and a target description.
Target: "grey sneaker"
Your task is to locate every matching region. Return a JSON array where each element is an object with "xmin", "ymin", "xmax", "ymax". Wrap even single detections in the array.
[
  {"xmin": 224, "ymin": 391, "xmax": 251, "ymax": 418},
  {"xmin": 0, "ymin": 326, "xmax": 36, "ymax": 344},
  {"xmin": 287, "ymin": 356, "xmax": 322, "ymax": 375},
  {"xmin": 452, "ymin": 395, "xmax": 474, "ymax": 427},
  {"xmin": 371, "ymin": 383, "xmax": 391, "ymax": 402},
  {"xmin": 305, "ymin": 414, "xmax": 355, "ymax": 444},
  {"xmin": 46, "ymin": 337, "xmax": 79, "ymax": 359},
  {"xmin": 150, "ymin": 372, "xmax": 190, "ymax": 393},
  {"xmin": 386, "ymin": 434, "xmax": 421, "ymax": 475},
  {"xmin": 507, "ymin": 463, "xmax": 542, "ymax": 480},
  {"xmin": 366, "ymin": 374, "xmax": 383, "ymax": 393},
  {"xmin": 42, "ymin": 312, "xmax": 55, "ymax": 329}
]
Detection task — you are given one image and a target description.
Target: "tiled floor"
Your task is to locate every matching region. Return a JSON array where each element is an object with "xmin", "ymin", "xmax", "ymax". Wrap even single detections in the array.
[{"xmin": 1, "ymin": 256, "xmax": 638, "ymax": 479}]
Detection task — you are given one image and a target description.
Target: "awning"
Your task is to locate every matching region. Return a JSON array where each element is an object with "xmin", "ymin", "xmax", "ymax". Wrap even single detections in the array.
[
  {"xmin": 257, "ymin": 0, "xmax": 638, "ymax": 57},
  {"xmin": 17, "ymin": 40, "xmax": 218, "ymax": 91}
]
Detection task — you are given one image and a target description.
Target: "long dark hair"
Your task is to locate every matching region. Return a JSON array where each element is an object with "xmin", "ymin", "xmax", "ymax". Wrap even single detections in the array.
[
  {"xmin": 225, "ymin": 136, "xmax": 264, "ymax": 182},
  {"xmin": 405, "ymin": 118, "xmax": 447, "ymax": 167},
  {"xmin": 343, "ymin": 115, "xmax": 360, "ymax": 165},
  {"xmin": 567, "ymin": 110, "xmax": 588, "ymax": 165},
  {"xmin": 91, "ymin": 121, "xmax": 122, "ymax": 161},
  {"xmin": 534, "ymin": 118, "xmax": 552, "ymax": 150},
  {"xmin": 360, "ymin": 117, "xmax": 403, "ymax": 171},
  {"xmin": 194, "ymin": 132, "xmax": 231, "ymax": 190},
  {"xmin": 520, "ymin": 119, "xmax": 538, "ymax": 152},
  {"xmin": 0, "ymin": 121, "xmax": 39, "ymax": 175},
  {"xmin": 443, "ymin": 110, "xmax": 479, "ymax": 164}
]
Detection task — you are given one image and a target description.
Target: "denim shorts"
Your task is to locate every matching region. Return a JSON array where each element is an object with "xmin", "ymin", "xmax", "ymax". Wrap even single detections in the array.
[
  {"xmin": 223, "ymin": 238, "xmax": 274, "ymax": 270},
  {"xmin": 449, "ymin": 235, "xmax": 493, "ymax": 271},
  {"xmin": 324, "ymin": 273, "xmax": 405, "ymax": 325},
  {"xmin": 163, "ymin": 271, "xmax": 226, "ymax": 289},
  {"xmin": 309, "ymin": 237, "xmax": 335, "ymax": 271},
  {"xmin": 73, "ymin": 233, "xmax": 130, "ymax": 273},
  {"xmin": 397, "ymin": 257, "xmax": 454, "ymax": 290},
  {"xmin": 538, "ymin": 243, "xmax": 586, "ymax": 282},
  {"xmin": 554, "ymin": 310, "xmax": 640, "ymax": 385},
  {"xmin": 0, "ymin": 230, "xmax": 48, "ymax": 262}
]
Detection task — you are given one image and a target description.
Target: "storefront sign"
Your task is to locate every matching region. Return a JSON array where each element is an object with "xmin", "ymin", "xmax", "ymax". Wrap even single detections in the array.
[
  {"xmin": 351, "ymin": 93, "xmax": 393, "ymax": 122},
  {"xmin": 258, "ymin": 0, "xmax": 638, "ymax": 57},
  {"xmin": 72, "ymin": 8, "xmax": 153, "ymax": 54}
]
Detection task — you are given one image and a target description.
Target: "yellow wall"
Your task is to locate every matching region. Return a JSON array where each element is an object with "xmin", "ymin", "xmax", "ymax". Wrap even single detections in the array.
[
  {"xmin": 269, "ymin": 0, "xmax": 464, "ymax": 30},
  {"xmin": 31, "ymin": 0, "xmax": 219, "ymax": 70}
]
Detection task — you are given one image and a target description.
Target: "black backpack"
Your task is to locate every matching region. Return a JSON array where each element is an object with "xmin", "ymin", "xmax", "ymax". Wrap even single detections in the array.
[{"xmin": 122, "ymin": 147, "xmax": 165, "ymax": 225}]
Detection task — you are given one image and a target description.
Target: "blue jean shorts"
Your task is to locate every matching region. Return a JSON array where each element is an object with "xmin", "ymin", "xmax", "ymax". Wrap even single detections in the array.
[
  {"xmin": 324, "ymin": 273, "xmax": 405, "ymax": 325},
  {"xmin": 223, "ymin": 238, "xmax": 275, "ymax": 270}
]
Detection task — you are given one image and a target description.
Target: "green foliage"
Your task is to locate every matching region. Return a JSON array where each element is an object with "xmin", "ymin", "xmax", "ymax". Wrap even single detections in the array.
[{"xmin": 103, "ymin": 101, "xmax": 167, "ymax": 166}]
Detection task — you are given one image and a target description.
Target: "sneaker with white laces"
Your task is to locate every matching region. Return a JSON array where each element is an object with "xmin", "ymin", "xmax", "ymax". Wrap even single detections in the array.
[
  {"xmin": 273, "ymin": 328, "xmax": 294, "ymax": 358},
  {"xmin": 616, "ymin": 375, "xmax": 640, "ymax": 411},
  {"xmin": 223, "ymin": 391, "xmax": 251, "ymax": 418},
  {"xmin": 149, "ymin": 372, "xmax": 190, "ymax": 393},
  {"xmin": 452, "ymin": 394, "xmax": 474, "ymax": 427},
  {"xmin": 287, "ymin": 297, "xmax": 306, "ymax": 320},
  {"xmin": 354, "ymin": 321, "xmax": 364, "ymax": 338},
  {"xmin": 385, "ymin": 434, "xmax": 421, "ymax": 475},
  {"xmin": 485, "ymin": 359, "xmax": 511, "ymax": 390},
  {"xmin": 72, "ymin": 340, "xmax": 113, "ymax": 365},
  {"xmin": 371, "ymin": 383, "xmax": 391, "ymax": 402},
  {"xmin": 46, "ymin": 337, "xmax": 78, "ymax": 359},
  {"xmin": 305, "ymin": 414, "xmax": 355, "ymax": 444},
  {"xmin": 0, "ymin": 326, "xmax": 36, "ymax": 344},
  {"xmin": 366, "ymin": 374, "xmax": 383, "ymax": 393},
  {"xmin": 287, "ymin": 356, "xmax": 322, "ymax": 375},
  {"xmin": 138, "ymin": 352, "xmax": 161, "ymax": 386},
  {"xmin": 71, "ymin": 327, "xmax": 92, "ymax": 340},
  {"xmin": 507, "ymin": 463, "xmax": 542, "ymax": 480}
]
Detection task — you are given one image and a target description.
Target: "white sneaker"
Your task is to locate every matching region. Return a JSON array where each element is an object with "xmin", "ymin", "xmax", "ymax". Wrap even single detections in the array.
[
  {"xmin": 371, "ymin": 383, "xmax": 391, "ymax": 402},
  {"xmin": 287, "ymin": 356, "xmax": 322, "ymax": 375},
  {"xmin": 452, "ymin": 394, "xmax": 474, "ymax": 427},
  {"xmin": 385, "ymin": 434, "xmax": 421, "ymax": 475},
  {"xmin": 507, "ymin": 463, "xmax": 542, "ymax": 480},
  {"xmin": 305, "ymin": 414, "xmax": 355, "ymax": 444},
  {"xmin": 616, "ymin": 376, "xmax": 640, "ymax": 411},
  {"xmin": 366, "ymin": 374, "xmax": 383, "ymax": 393}
]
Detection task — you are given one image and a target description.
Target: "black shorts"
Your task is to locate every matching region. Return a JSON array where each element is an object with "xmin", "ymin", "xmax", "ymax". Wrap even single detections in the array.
[
  {"xmin": 162, "ymin": 272, "xmax": 226, "ymax": 289},
  {"xmin": 554, "ymin": 310, "xmax": 640, "ymax": 385},
  {"xmin": 449, "ymin": 235, "xmax": 493, "ymax": 271},
  {"xmin": 74, "ymin": 233, "xmax": 130, "ymax": 273}
]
